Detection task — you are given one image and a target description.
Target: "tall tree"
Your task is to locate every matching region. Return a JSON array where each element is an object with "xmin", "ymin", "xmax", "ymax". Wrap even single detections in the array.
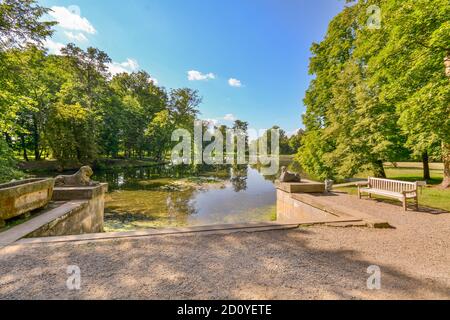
[
  {"xmin": 46, "ymin": 44, "xmax": 112, "ymax": 164},
  {"xmin": 9, "ymin": 46, "xmax": 67, "ymax": 160},
  {"xmin": 110, "ymin": 71, "xmax": 167, "ymax": 158},
  {"xmin": 364, "ymin": 0, "xmax": 450, "ymax": 187},
  {"xmin": 0, "ymin": 0, "xmax": 55, "ymax": 50},
  {"xmin": 0, "ymin": 0, "xmax": 55, "ymax": 180},
  {"xmin": 288, "ymin": 129, "xmax": 304, "ymax": 154},
  {"xmin": 168, "ymin": 88, "xmax": 201, "ymax": 130},
  {"xmin": 300, "ymin": 0, "xmax": 448, "ymax": 184}
]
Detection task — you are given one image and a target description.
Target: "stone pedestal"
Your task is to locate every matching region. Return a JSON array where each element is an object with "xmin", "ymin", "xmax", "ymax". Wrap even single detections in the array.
[
  {"xmin": 276, "ymin": 180, "xmax": 328, "ymax": 223},
  {"xmin": 49, "ymin": 183, "xmax": 108, "ymax": 235},
  {"xmin": 275, "ymin": 180, "xmax": 325, "ymax": 193}
]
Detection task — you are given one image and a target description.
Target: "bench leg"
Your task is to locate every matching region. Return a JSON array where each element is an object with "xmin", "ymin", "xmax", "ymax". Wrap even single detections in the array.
[
  {"xmin": 358, "ymin": 188, "xmax": 361, "ymax": 199},
  {"xmin": 402, "ymin": 197, "xmax": 407, "ymax": 211},
  {"xmin": 415, "ymin": 196, "xmax": 419, "ymax": 211}
]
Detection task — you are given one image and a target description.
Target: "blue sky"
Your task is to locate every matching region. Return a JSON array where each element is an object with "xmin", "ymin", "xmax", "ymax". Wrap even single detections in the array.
[{"xmin": 39, "ymin": 0, "xmax": 345, "ymax": 135}]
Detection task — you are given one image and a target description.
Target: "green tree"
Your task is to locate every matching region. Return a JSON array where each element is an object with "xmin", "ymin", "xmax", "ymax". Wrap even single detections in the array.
[
  {"xmin": 299, "ymin": 0, "xmax": 447, "ymax": 183},
  {"xmin": 300, "ymin": 3, "xmax": 361, "ymax": 180},
  {"xmin": 9, "ymin": 46, "xmax": 67, "ymax": 161},
  {"xmin": 168, "ymin": 88, "xmax": 201, "ymax": 130},
  {"xmin": 288, "ymin": 129, "xmax": 304, "ymax": 154},
  {"xmin": 46, "ymin": 44, "xmax": 112, "ymax": 164},
  {"xmin": 146, "ymin": 109, "xmax": 174, "ymax": 161},
  {"xmin": 364, "ymin": 0, "xmax": 450, "ymax": 187},
  {"xmin": 0, "ymin": 0, "xmax": 55, "ymax": 180},
  {"xmin": 0, "ymin": 0, "xmax": 55, "ymax": 50},
  {"xmin": 110, "ymin": 71, "xmax": 167, "ymax": 158},
  {"xmin": 233, "ymin": 120, "xmax": 249, "ymax": 156}
]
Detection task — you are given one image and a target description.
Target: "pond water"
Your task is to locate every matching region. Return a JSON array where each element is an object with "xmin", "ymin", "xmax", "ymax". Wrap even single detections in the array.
[{"xmin": 93, "ymin": 164, "xmax": 280, "ymax": 231}]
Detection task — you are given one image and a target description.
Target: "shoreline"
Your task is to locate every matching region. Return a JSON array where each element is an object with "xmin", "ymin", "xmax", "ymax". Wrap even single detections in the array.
[{"xmin": 18, "ymin": 159, "xmax": 168, "ymax": 173}]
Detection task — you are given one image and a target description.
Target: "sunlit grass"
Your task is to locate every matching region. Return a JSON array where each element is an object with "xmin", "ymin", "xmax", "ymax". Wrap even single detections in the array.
[{"xmin": 337, "ymin": 162, "xmax": 449, "ymax": 212}]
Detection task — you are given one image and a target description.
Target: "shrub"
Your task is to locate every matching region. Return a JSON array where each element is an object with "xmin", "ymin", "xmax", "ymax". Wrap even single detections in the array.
[{"xmin": 0, "ymin": 139, "xmax": 24, "ymax": 183}]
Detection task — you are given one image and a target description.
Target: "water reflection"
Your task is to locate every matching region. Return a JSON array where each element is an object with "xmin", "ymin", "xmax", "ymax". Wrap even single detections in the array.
[{"xmin": 93, "ymin": 163, "xmax": 279, "ymax": 231}]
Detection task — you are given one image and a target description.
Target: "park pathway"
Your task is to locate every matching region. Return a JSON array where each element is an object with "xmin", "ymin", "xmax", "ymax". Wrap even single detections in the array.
[{"xmin": 0, "ymin": 193, "xmax": 449, "ymax": 300}]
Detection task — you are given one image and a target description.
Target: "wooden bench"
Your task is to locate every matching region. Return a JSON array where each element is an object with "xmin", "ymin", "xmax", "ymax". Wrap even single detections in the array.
[{"xmin": 358, "ymin": 177, "xmax": 419, "ymax": 211}]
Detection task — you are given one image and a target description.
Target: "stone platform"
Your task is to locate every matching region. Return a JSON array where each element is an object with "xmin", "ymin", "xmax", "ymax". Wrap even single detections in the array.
[
  {"xmin": 276, "ymin": 182, "xmax": 391, "ymax": 228},
  {"xmin": 275, "ymin": 180, "xmax": 325, "ymax": 193},
  {"xmin": 0, "ymin": 183, "xmax": 107, "ymax": 248}
]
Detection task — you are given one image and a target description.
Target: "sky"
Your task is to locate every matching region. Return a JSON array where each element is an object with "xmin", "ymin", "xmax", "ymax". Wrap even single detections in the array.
[{"xmin": 39, "ymin": 0, "xmax": 346, "ymax": 135}]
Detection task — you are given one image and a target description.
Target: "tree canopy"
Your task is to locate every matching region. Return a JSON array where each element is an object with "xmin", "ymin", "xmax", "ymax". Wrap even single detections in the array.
[
  {"xmin": 299, "ymin": 0, "xmax": 450, "ymax": 187},
  {"xmin": 0, "ymin": 1, "xmax": 207, "ymax": 181}
]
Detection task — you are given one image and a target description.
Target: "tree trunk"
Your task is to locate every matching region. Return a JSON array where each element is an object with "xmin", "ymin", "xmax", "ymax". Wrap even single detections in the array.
[
  {"xmin": 441, "ymin": 142, "xmax": 450, "ymax": 189},
  {"xmin": 4, "ymin": 133, "xmax": 13, "ymax": 148},
  {"xmin": 20, "ymin": 135, "xmax": 29, "ymax": 162},
  {"xmin": 422, "ymin": 151, "xmax": 431, "ymax": 181},
  {"xmin": 441, "ymin": 52, "xmax": 450, "ymax": 188},
  {"xmin": 372, "ymin": 160, "xmax": 386, "ymax": 178},
  {"xmin": 32, "ymin": 115, "xmax": 41, "ymax": 161}
]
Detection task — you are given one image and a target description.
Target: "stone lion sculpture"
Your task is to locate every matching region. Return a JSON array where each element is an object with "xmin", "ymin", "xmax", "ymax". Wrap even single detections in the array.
[
  {"xmin": 55, "ymin": 166, "xmax": 99, "ymax": 187},
  {"xmin": 279, "ymin": 166, "xmax": 301, "ymax": 183}
]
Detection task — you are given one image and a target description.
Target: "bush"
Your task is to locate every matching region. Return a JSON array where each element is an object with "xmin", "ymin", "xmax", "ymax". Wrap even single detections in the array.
[{"xmin": 0, "ymin": 139, "xmax": 24, "ymax": 183}]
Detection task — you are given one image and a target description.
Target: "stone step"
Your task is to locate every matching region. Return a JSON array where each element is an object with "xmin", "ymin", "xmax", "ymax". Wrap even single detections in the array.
[{"xmin": 0, "ymin": 201, "xmax": 87, "ymax": 249}]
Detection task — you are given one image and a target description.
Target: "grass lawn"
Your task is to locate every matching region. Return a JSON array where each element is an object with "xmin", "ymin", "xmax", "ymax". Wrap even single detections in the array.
[{"xmin": 335, "ymin": 162, "xmax": 450, "ymax": 212}]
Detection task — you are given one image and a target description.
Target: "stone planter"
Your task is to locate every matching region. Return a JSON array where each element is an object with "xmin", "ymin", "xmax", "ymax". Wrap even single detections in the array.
[{"xmin": 0, "ymin": 178, "xmax": 55, "ymax": 225}]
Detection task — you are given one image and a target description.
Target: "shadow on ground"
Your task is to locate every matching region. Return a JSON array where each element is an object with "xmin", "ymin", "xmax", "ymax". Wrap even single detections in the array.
[{"xmin": 1, "ymin": 225, "xmax": 449, "ymax": 299}]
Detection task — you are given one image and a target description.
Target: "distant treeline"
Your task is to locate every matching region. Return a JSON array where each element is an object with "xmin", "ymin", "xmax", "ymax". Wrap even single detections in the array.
[{"xmin": 0, "ymin": 1, "xmax": 299, "ymax": 183}]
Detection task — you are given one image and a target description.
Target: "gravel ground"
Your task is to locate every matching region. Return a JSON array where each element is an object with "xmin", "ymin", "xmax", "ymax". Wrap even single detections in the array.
[{"xmin": 0, "ymin": 193, "xmax": 449, "ymax": 300}]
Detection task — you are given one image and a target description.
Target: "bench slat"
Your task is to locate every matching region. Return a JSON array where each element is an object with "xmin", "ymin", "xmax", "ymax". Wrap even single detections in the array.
[{"xmin": 360, "ymin": 188, "xmax": 416, "ymax": 198}]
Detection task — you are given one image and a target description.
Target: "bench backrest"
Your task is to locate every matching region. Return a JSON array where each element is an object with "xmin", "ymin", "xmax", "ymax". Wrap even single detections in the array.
[{"xmin": 368, "ymin": 177, "xmax": 417, "ymax": 193}]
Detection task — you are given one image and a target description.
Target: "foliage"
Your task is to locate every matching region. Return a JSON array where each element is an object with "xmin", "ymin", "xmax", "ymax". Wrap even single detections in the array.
[
  {"xmin": 0, "ymin": 0, "xmax": 54, "ymax": 179},
  {"xmin": 253, "ymin": 126, "xmax": 303, "ymax": 156},
  {"xmin": 1, "ymin": 37, "xmax": 205, "ymax": 169},
  {"xmin": 299, "ymin": 0, "xmax": 450, "ymax": 184},
  {"xmin": 0, "ymin": 0, "xmax": 55, "ymax": 50},
  {"xmin": 0, "ymin": 139, "xmax": 23, "ymax": 183}
]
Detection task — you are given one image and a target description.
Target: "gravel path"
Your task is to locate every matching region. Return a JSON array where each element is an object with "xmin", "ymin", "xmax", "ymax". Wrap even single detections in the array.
[{"xmin": 0, "ymin": 193, "xmax": 449, "ymax": 300}]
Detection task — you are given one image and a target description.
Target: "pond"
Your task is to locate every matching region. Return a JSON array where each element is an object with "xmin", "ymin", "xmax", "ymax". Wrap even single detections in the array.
[{"xmin": 93, "ymin": 164, "xmax": 281, "ymax": 232}]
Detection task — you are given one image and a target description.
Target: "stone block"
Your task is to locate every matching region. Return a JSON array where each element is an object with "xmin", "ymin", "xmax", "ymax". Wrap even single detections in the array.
[
  {"xmin": 52, "ymin": 183, "xmax": 108, "ymax": 201},
  {"xmin": 0, "ymin": 178, "xmax": 54, "ymax": 221},
  {"xmin": 276, "ymin": 181, "xmax": 325, "ymax": 194}
]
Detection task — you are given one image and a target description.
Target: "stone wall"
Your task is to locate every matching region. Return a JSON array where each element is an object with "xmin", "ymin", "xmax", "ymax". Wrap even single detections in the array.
[
  {"xmin": 276, "ymin": 189, "xmax": 333, "ymax": 223},
  {"xmin": 0, "ymin": 178, "xmax": 54, "ymax": 226},
  {"xmin": 26, "ymin": 183, "xmax": 108, "ymax": 238},
  {"xmin": 276, "ymin": 181, "xmax": 338, "ymax": 223}
]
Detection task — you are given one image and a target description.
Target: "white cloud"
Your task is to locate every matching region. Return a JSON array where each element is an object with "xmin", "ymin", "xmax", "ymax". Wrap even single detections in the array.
[
  {"xmin": 223, "ymin": 114, "xmax": 237, "ymax": 122},
  {"xmin": 44, "ymin": 39, "xmax": 65, "ymax": 55},
  {"xmin": 228, "ymin": 78, "xmax": 242, "ymax": 87},
  {"xmin": 64, "ymin": 31, "xmax": 88, "ymax": 42},
  {"xmin": 288, "ymin": 128, "xmax": 302, "ymax": 137},
  {"xmin": 107, "ymin": 58, "xmax": 140, "ymax": 76},
  {"xmin": 107, "ymin": 59, "xmax": 158, "ymax": 84},
  {"xmin": 49, "ymin": 6, "xmax": 96, "ymax": 34},
  {"xmin": 188, "ymin": 70, "xmax": 215, "ymax": 81},
  {"xmin": 148, "ymin": 77, "xmax": 159, "ymax": 85}
]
